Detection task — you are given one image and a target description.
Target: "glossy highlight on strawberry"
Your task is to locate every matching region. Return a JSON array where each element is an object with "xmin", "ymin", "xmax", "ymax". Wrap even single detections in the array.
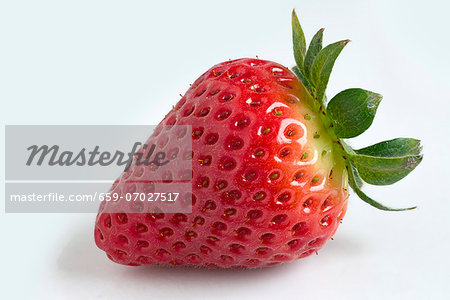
[{"xmin": 94, "ymin": 9, "xmax": 422, "ymax": 268}]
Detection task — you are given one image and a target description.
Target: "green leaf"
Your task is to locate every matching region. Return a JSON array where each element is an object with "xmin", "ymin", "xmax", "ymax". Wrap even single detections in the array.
[
  {"xmin": 327, "ymin": 88, "xmax": 382, "ymax": 138},
  {"xmin": 304, "ymin": 28, "xmax": 324, "ymax": 77},
  {"xmin": 351, "ymin": 164, "xmax": 364, "ymax": 188},
  {"xmin": 340, "ymin": 139, "xmax": 356, "ymax": 155},
  {"xmin": 349, "ymin": 153, "xmax": 423, "ymax": 186},
  {"xmin": 347, "ymin": 163, "xmax": 416, "ymax": 211},
  {"xmin": 310, "ymin": 40, "xmax": 349, "ymax": 102},
  {"xmin": 292, "ymin": 9, "xmax": 307, "ymax": 73},
  {"xmin": 292, "ymin": 66, "xmax": 312, "ymax": 92},
  {"xmin": 355, "ymin": 138, "xmax": 422, "ymax": 157}
]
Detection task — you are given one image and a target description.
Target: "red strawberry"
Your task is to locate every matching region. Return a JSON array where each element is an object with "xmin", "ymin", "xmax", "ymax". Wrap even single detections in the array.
[{"xmin": 94, "ymin": 10, "xmax": 422, "ymax": 268}]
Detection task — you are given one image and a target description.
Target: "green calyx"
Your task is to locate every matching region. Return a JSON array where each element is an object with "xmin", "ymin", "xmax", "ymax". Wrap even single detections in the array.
[{"xmin": 291, "ymin": 9, "xmax": 423, "ymax": 211}]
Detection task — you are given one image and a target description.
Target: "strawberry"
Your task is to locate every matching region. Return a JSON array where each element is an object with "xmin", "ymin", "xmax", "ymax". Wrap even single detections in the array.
[{"xmin": 94, "ymin": 10, "xmax": 422, "ymax": 268}]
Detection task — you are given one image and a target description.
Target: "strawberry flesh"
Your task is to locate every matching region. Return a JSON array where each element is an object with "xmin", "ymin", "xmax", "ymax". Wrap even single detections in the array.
[{"xmin": 95, "ymin": 58, "xmax": 348, "ymax": 268}]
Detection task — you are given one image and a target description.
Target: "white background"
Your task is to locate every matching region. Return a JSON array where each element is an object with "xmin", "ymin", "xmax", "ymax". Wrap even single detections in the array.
[{"xmin": 1, "ymin": 0, "xmax": 449, "ymax": 299}]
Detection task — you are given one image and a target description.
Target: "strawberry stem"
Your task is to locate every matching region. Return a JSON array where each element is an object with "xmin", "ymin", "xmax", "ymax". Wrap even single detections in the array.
[{"xmin": 290, "ymin": 9, "xmax": 422, "ymax": 211}]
